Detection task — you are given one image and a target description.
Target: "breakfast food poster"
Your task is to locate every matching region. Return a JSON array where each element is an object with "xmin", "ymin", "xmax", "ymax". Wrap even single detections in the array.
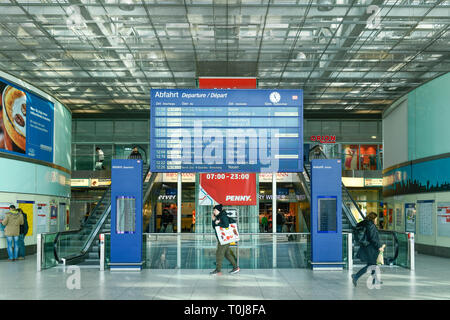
[
  {"xmin": 17, "ymin": 200, "xmax": 34, "ymax": 236},
  {"xmin": 0, "ymin": 77, "xmax": 54, "ymax": 163}
]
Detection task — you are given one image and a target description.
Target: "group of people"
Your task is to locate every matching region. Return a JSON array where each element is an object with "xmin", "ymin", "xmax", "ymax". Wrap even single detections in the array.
[
  {"xmin": 95, "ymin": 146, "xmax": 143, "ymax": 170},
  {"xmin": 1, "ymin": 205, "xmax": 29, "ymax": 261},
  {"xmin": 259, "ymin": 210, "xmax": 295, "ymax": 233},
  {"xmin": 160, "ymin": 205, "xmax": 175, "ymax": 233}
]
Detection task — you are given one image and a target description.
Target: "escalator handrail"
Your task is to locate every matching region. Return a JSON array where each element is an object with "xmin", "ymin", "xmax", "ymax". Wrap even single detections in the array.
[
  {"xmin": 53, "ymin": 165, "xmax": 153, "ymax": 264},
  {"xmin": 53, "ymin": 184, "xmax": 112, "ymax": 263}
]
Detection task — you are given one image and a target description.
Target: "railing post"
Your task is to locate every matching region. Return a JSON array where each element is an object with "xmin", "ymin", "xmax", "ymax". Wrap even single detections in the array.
[
  {"xmin": 408, "ymin": 232, "xmax": 415, "ymax": 271},
  {"xmin": 100, "ymin": 233, "xmax": 105, "ymax": 271},
  {"xmin": 347, "ymin": 232, "xmax": 353, "ymax": 270},
  {"xmin": 272, "ymin": 172, "xmax": 277, "ymax": 268},
  {"xmin": 37, "ymin": 234, "xmax": 42, "ymax": 272}
]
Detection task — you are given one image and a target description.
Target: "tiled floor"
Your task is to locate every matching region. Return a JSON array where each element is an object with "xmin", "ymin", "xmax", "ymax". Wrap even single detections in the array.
[{"xmin": 1, "ymin": 254, "xmax": 450, "ymax": 300}]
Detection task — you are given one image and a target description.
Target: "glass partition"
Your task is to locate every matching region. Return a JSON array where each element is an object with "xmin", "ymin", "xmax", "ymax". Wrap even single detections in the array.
[
  {"xmin": 394, "ymin": 232, "xmax": 409, "ymax": 268},
  {"xmin": 41, "ymin": 233, "xmax": 58, "ymax": 270}
]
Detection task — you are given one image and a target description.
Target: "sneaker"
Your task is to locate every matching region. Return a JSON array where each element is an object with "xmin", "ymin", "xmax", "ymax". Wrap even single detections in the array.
[
  {"xmin": 229, "ymin": 267, "xmax": 240, "ymax": 274},
  {"xmin": 210, "ymin": 270, "xmax": 222, "ymax": 276},
  {"xmin": 17, "ymin": 257, "xmax": 24, "ymax": 260},
  {"xmin": 351, "ymin": 274, "xmax": 357, "ymax": 287}
]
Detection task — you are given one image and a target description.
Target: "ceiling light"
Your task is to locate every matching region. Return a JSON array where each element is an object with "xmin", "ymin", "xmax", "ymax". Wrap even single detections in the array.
[
  {"xmin": 296, "ymin": 52, "xmax": 306, "ymax": 60},
  {"xmin": 119, "ymin": 0, "xmax": 135, "ymax": 11},
  {"xmin": 371, "ymin": 136, "xmax": 377, "ymax": 139}
]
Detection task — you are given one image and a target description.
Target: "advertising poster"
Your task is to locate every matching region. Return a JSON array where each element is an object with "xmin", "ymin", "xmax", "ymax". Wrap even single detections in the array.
[
  {"xmin": 17, "ymin": 200, "xmax": 34, "ymax": 236},
  {"xmin": 36, "ymin": 203, "xmax": 49, "ymax": 234},
  {"xmin": 405, "ymin": 203, "xmax": 416, "ymax": 233},
  {"xmin": 0, "ymin": 77, "xmax": 54, "ymax": 163},
  {"xmin": 50, "ymin": 201, "xmax": 58, "ymax": 226},
  {"xmin": 65, "ymin": 204, "xmax": 70, "ymax": 230},
  {"xmin": 0, "ymin": 202, "xmax": 12, "ymax": 238},
  {"xmin": 395, "ymin": 207, "xmax": 402, "ymax": 228},
  {"xmin": 199, "ymin": 173, "xmax": 256, "ymax": 206},
  {"xmin": 418, "ymin": 200, "xmax": 434, "ymax": 236},
  {"xmin": 437, "ymin": 202, "xmax": 450, "ymax": 238}
]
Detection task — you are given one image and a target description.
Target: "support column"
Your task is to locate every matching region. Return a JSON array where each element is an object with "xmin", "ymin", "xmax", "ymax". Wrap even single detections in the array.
[{"xmin": 177, "ymin": 172, "xmax": 182, "ymax": 269}]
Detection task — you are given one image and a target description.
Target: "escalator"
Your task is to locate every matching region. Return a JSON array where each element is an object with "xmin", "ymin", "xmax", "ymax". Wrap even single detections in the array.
[
  {"xmin": 53, "ymin": 165, "xmax": 158, "ymax": 266},
  {"xmin": 299, "ymin": 149, "xmax": 399, "ymax": 265}
]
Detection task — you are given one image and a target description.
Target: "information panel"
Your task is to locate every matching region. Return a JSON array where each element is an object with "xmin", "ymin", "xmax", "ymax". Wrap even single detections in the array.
[
  {"xmin": 0, "ymin": 77, "xmax": 54, "ymax": 163},
  {"xmin": 150, "ymin": 89, "xmax": 303, "ymax": 173},
  {"xmin": 318, "ymin": 197, "xmax": 337, "ymax": 233}
]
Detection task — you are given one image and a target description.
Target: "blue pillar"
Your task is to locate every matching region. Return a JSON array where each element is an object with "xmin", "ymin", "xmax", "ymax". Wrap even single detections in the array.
[
  {"xmin": 110, "ymin": 159, "xmax": 143, "ymax": 271},
  {"xmin": 310, "ymin": 159, "xmax": 343, "ymax": 270}
]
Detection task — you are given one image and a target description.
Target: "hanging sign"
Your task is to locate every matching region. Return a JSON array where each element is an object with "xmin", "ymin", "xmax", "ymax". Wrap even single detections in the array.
[{"xmin": 199, "ymin": 173, "xmax": 256, "ymax": 206}]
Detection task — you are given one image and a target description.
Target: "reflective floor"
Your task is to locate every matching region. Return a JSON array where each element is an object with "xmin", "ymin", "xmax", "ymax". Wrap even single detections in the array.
[{"xmin": 1, "ymin": 254, "xmax": 450, "ymax": 300}]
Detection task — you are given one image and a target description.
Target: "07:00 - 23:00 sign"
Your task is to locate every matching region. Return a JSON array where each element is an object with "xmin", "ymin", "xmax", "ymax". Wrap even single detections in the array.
[{"xmin": 205, "ymin": 173, "xmax": 250, "ymax": 180}]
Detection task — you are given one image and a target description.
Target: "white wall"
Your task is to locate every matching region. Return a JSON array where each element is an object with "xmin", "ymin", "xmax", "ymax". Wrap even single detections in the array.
[{"xmin": 382, "ymin": 97, "xmax": 408, "ymax": 170}]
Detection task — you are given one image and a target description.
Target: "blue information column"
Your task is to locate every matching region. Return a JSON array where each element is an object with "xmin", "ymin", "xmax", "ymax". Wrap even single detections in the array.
[
  {"xmin": 110, "ymin": 159, "xmax": 143, "ymax": 271},
  {"xmin": 310, "ymin": 159, "xmax": 343, "ymax": 270}
]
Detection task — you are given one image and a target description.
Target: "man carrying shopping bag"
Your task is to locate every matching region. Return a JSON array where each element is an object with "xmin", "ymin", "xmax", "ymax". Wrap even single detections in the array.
[{"xmin": 210, "ymin": 204, "xmax": 240, "ymax": 276}]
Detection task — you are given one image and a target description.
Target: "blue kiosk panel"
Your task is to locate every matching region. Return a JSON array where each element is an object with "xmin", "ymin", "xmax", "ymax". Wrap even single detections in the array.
[
  {"xmin": 110, "ymin": 159, "xmax": 143, "ymax": 270},
  {"xmin": 311, "ymin": 159, "xmax": 343, "ymax": 270}
]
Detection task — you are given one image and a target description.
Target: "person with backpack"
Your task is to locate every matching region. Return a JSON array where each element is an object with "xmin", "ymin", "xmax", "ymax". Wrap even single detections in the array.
[
  {"xmin": 17, "ymin": 208, "xmax": 29, "ymax": 260},
  {"xmin": 210, "ymin": 204, "xmax": 240, "ymax": 275},
  {"xmin": 351, "ymin": 211, "xmax": 385, "ymax": 287}
]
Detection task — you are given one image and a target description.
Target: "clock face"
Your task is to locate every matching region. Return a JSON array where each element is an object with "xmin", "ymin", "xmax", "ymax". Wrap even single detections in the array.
[{"xmin": 269, "ymin": 91, "xmax": 281, "ymax": 104}]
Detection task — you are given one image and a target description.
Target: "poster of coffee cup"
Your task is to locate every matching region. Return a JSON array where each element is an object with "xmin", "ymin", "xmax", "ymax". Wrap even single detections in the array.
[
  {"xmin": 0, "ymin": 77, "xmax": 54, "ymax": 163},
  {"xmin": 0, "ymin": 83, "xmax": 27, "ymax": 154}
]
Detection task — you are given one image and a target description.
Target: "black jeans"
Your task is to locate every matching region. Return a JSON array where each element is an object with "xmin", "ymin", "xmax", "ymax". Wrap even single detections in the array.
[{"xmin": 354, "ymin": 263, "xmax": 378, "ymax": 284}]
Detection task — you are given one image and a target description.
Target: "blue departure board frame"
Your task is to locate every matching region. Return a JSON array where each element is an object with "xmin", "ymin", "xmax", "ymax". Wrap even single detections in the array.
[{"xmin": 150, "ymin": 89, "xmax": 303, "ymax": 173}]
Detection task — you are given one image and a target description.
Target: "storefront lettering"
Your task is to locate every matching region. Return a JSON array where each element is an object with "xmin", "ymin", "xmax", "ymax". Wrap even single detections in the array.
[{"xmin": 310, "ymin": 135, "xmax": 336, "ymax": 144}]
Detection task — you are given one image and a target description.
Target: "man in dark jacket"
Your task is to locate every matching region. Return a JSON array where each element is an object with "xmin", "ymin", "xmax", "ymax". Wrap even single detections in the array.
[
  {"xmin": 128, "ymin": 146, "xmax": 142, "ymax": 160},
  {"xmin": 210, "ymin": 204, "xmax": 239, "ymax": 275},
  {"xmin": 17, "ymin": 208, "xmax": 28, "ymax": 260},
  {"xmin": 352, "ymin": 212, "xmax": 384, "ymax": 287},
  {"xmin": 160, "ymin": 207, "xmax": 174, "ymax": 233}
]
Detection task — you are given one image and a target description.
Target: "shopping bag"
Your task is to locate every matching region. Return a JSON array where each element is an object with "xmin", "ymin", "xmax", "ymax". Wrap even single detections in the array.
[
  {"xmin": 377, "ymin": 244, "xmax": 386, "ymax": 265},
  {"xmin": 215, "ymin": 223, "xmax": 240, "ymax": 245},
  {"xmin": 376, "ymin": 252, "xmax": 384, "ymax": 265}
]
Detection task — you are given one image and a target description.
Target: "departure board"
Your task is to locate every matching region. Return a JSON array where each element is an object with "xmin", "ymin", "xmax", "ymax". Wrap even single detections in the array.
[{"xmin": 150, "ymin": 89, "xmax": 303, "ymax": 173}]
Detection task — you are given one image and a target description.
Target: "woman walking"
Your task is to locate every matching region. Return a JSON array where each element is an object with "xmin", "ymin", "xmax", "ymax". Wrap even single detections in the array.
[{"xmin": 351, "ymin": 211, "xmax": 384, "ymax": 287}]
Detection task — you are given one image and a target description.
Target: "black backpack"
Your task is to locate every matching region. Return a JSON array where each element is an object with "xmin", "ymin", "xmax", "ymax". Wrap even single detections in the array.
[
  {"xmin": 353, "ymin": 221, "xmax": 370, "ymax": 247},
  {"xmin": 225, "ymin": 211, "xmax": 236, "ymax": 224}
]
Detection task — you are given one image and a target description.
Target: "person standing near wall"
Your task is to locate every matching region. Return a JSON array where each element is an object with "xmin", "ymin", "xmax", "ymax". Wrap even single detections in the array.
[
  {"xmin": 2, "ymin": 205, "xmax": 24, "ymax": 261},
  {"xmin": 17, "ymin": 208, "xmax": 28, "ymax": 260}
]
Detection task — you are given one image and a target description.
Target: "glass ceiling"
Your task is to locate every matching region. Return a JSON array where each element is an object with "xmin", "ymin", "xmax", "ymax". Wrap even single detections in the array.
[{"xmin": 0, "ymin": 0, "xmax": 448, "ymax": 114}]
